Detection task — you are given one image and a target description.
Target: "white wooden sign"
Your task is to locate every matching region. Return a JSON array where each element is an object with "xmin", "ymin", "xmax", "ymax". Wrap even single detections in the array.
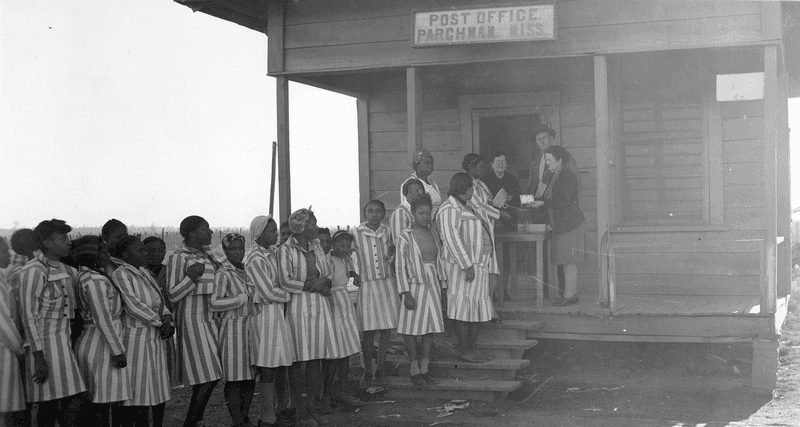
[
  {"xmin": 716, "ymin": 72, "xmax": 765, "ymax": 101},
  {"xmin": 412, "ymin": 4, "xmax": 556, "ymax": 47}
]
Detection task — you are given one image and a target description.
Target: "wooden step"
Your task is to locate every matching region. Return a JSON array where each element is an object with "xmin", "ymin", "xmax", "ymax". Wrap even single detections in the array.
[
  {"xmin": 476, "ymin": 339, "xmax": 538, "ymax": 360},
  {"xmin": 383, "ymin": 355, "xmax": 529, "ymax": 381},
  {"xmin": 381, "ymin": 375, "xmax": 521, "ymax": 402},
  {"xmin": 481, "ymin": 320, "xmax": 547, "ymax": 339}
]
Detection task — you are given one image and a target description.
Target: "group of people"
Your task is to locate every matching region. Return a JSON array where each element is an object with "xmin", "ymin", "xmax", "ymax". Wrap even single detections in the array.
[{"xmin": 0, "ymin": 124, "xmax": 586, "ymax": 427}]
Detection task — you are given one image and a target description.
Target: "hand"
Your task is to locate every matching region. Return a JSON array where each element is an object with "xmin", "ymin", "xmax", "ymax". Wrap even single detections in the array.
[
  {"xmin": 402, "ymin": 293, "xmax": 416, "ymax": 310},
  {"xmin": 500, "ymin": 210, "xmax": 512, "ymax": 220},
  {"xmin": 385, "ymin": 245, "xmax": 396, "ymax": 263},
  {"xmin": 349, "ymin": 271, "xmax": 362, "ymax": 287},
  {"xmin": 110, "ymin": 353, "xmax": 127, "ymax": 369},
  {"xmin": 531, "ymin": 200, "xmax": 545, "ymax": 209},
  {"xmin": 464, "ymin": 265, "xmax": 475, "ymax": 283},
  {"xmin": 159, "ymin": 322, "xmax": 175, "ymax": 340},
  {"xmin": 238, "ymin": 293, "xmax": 249, "ymax": 305},
  {"xmin": 32, "ymin": 350, "xmax": 48, "ymax": 383},
  {"xmin": 186, "ymin": 262, "xmax": 205, "ymax": 284}
]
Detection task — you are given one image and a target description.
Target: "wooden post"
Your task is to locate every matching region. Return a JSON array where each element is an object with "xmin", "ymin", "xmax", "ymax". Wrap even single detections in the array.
[
  {"xmin": 357, "ymin": 98, "xmax": 371, "ymax": 210},
  {"xmin": 266, "ymin": 0, "xmax": 284, "ymax": 73},
  {"xmin": 406, "ymin": 67, "xmax": 423, "ymax": 159},
  {"xmin": 594, "ymin": 55, "xmax": 610, "ymax": 305},
  {"xmin": 762, "ymin": 46, "xmax": 778, "ymax": 314},
  {"xmin": 276, "ymin": 76, "xmax": 291, "ymax": 225},
  {"xmin": 777, "ymin": 72, "xmax": 791, "ymax": 297}
]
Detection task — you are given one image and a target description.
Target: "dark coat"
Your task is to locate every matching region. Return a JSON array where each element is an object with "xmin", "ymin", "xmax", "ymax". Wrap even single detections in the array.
[{"xmin": 542, "ymin": 166, "xmax": 585, "ymax": 235}]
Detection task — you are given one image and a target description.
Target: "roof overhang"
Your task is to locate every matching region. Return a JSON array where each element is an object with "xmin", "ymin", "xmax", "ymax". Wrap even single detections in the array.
[{"xmin": 175, "ymin": 0, "xmax": 268, "ymax": 34}]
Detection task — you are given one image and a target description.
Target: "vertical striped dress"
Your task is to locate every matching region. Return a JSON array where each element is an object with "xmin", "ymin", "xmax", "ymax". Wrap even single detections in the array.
[
  {"xmin": 166, "ymin": 245, "xmax": 222, "ymax": 386},
  {"xmin": 0, "ymin": 277, "xmax": 26, "ymax": 412},
  {"xmin": 328, "ymin": 255, "xmax": 361, "ymax": 359},
  {"xmin": 211, "ymin": 262, "xmax": 255, "ymax": 381},
  {"xmin": 19, "ymin": 253, "xmax": 87, "ymax": 402},
  {"xmin": 245, "ymin": 245, "xmax": 295, "ymax": 368},
  {"xmin": 74, "ymin": 267, "xmax": 132, "ymax": 403},
  {"xmin": 438, "ymin": 196, "xmax": 494, "ymax": 322},
  {"xmin": 389, "ymin": 202, "xmax": 413, "ymax": 243},
  {"xmin": 154, "ymin": 265, "xmax": 181, "ymax": 386},
  {"xmin": 277, "ymin": 237, "xmax": 339, "ymax": 362},
  {"xmin": 352, "ymin": 223, "xmax": 399, "ymax": 331},
  {"xmin": 470, "ymin": 178, "xmax": 501, "ymax": 275},
  {"xmin": 395, "ymin": 228, "xmax": 447, "ymax": 336},
  {"xmin": 112, "ymin": 263, "xmax": 171, "ymax": 406}
]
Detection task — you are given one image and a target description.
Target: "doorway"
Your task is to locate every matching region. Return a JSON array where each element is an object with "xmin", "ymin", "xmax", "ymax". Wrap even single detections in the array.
[{"xmin": 478, "ymin": 114, "xmax": 540, "ymax": 187}]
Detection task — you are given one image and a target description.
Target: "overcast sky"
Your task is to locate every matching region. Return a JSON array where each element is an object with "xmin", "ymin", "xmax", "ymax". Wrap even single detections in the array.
[{"xmin": 1, "ymin": 0, "xmax": 799, "ymax": 230}]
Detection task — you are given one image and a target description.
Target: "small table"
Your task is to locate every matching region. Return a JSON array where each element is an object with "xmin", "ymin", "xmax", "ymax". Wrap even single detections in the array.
[{"xmin": 496, "ymin": 229, "xmax": 553, "ymax": 309}]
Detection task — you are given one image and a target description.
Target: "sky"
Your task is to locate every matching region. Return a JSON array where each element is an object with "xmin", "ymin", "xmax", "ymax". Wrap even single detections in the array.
[{"xmin": 1, "ymin": 0, "xmax": 799, "ymax": 230}]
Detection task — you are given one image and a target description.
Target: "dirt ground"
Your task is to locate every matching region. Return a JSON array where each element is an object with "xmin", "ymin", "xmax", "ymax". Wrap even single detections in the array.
[{"xmin": 161, "ymin": 277, "xmax": 800, "ymax": 427}]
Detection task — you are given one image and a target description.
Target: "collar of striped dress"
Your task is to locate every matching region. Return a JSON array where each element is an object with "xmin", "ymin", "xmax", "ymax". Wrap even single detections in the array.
[{"xmin": 357, "ymin": 222, "xmax": 388, "ymax": 237}]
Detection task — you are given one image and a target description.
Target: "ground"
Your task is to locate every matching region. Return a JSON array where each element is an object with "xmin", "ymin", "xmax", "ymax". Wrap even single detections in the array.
[{"xmin": 162, "ymin": 277, "xmax": 800, "ymax": 427}]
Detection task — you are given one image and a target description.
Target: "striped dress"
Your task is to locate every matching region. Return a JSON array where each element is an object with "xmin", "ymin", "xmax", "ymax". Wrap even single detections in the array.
[
  {"xmin": 112, "ymin": 263, "xmax": 171, "ymax": 406},
  {"xmin": 389, "ymin": 202, "xmax": 413, "ymax": 243},
  {"xmin": 277, "ymin": 237, "xmax": 339, "ymax": 362},
  {"xmin": 328, "ymin": 255, "xmax": 361, "ymax": 359},
  {"xmin": 74, "ymin": 267, "xmax": 132, "ymax": 403},
  {"xmin": 246, "ymin": 246, "xmax": 295, "ymax": 368},
  {"xmin": 0, "ymin": 277, "xmax": 26, "ymax": 412},
  {"xmin": 471, "ymin": 178, "xmax": 501, "ymax": 275},
  {"xmin": 400, "ymin": 173, "xmax": 442, "ymax": 218},
  {"xmin": 353, "ymin": 223, "xmax": 399, "ymax": 331},
  {"xmin": 19, "ymin": 253, "xmax": 87, "ymax": 402},
  {"xmin": 438, "ymin": 196, "xmax": 494, "ymax": 322},
  {"xmin": 395, "ymin": 228, "xmax": 447, "ymax": 336},
  {"xmin": 167, "ymin": 245, "xmax": 222, "ymax": 386},
  {"xmin": 211, "ymin": 262, "xmax": 255, "ymax": 381}
]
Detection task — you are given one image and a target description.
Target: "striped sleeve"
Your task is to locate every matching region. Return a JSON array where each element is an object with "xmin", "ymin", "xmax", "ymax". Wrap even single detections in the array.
[
  {"xmin": 318, "ymin": 243, "xmax": 334, "ymax": 280},
  {"xmin": 167, "ymin": 252, "xmax": 196, "ymax": 302},
  {"xmin": 210, "ymin": 270, "xmax": 244, "ymax": 312},
  {"xmin": 277, "ymin": 245, "xmax": 305, "ymax": 294},
  {"xmin": 113, "ymin": 269, "xmax": 161, "ymax": 327},
  {"xmin": 19, "ymin": 265, "xmax": 46, "ymax": 352},
  {"xmin": 439, "ymin": 204, "xmax": 473, "ymax": 270},
  {"xmin": 0, "ymin": 285, "xmax": 24, "ymax": 355},
  {"xmin": 394, "ymin": 234, "xmax": 412, "ymax": 294},
  {"xmin": 83, "ymin": 275, "xmax": 126, "ymax": 355},
  {"xmin": 389, "ymin": 207, "xmax": 412, "ymax": 243},
  {"xmin": 246, "ymin": 252, "xmax": 289, "ymax": 304}
]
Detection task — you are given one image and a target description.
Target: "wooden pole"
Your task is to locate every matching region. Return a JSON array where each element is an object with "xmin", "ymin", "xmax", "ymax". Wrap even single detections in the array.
[
  {"xmin": 406, "ymin": 67, "xmax": 423, "ymax": 161},
  {"xmin": 269, "ymin": 141, "xmax": 277, "ymax": 216},
  {"xmin": 762, "ymin": 45, "xmax": 778, "ymax": 314},
  {"xmin": 357, "ymin": 98, "xmax": 371, "ymax": 211},
  {"xmin": 777, "ymin": 72, "xmax": 791, "ymax": 298},
  {"xmin": 594, "ymin": 55, "xmax": 610, "ymax": 305},
  {"xmin": 277, "ymin": 76, "xmax": 291, "ymax": 224}
]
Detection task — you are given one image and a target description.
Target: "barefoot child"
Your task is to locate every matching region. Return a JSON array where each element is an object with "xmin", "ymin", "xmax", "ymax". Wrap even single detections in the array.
[
  {"xmin": 353, "ymin": 200, "xmax": 398, "ymax": 388},
  {"xmin": 322, "ymin": 231, "xmax": 361, "ymax": 412},
  {"xmin": 395, "ymin": 193, "xmax": 447, "ymax": 386}
]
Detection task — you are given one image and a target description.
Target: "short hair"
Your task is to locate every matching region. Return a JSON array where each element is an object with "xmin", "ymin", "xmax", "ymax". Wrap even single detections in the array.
[
  {"xmin": 402, "ymin": 178, "xmax": 424, "ymax": 196},
  {"xmin": 545, "ymin": 145, "xmax": 571, "ymax": 163},
  {"xmin": 111, "ymin": 235, "xmax": 141, "ymax": 258},
  {"xmin": 101, "ymin": 219, "xmax": 126, "ymax": 238},
  {"xmin": 489, "ymin": 151, "xmax": 506, "ymax": 162},
  {"xmin": 142, "ymin": 236, "xmax": 165, "ymax": 246},
  {"xmin": 461, "ymin": 153, "xmax": 481, "ymax": 172},
  {"xmin": 280, "ymin": 221, "xmax": 289, "ymax": 230},
  {"xmin": 331, "ymin": 230, "xmax": 354, "ymax": 245},
  {"xmin": 34, "ymin": 219, "xmax": 72, "ymax": 252},
  {"xmin": 179, "ymin": 215, "xmax": 207, "ymax": 239},
  {"xmin": 362, "ymin": 199, "xmax": 386, "ymax": 218},
  {"xmin": 448, "ymin": 172, "xmax": 474, "ymax": 197},
  {"xmin": 71, "ymin": 235, "xmax": 104, "ymax": 268},
  {"xmin": 317, "ymin": 227, "xmax": 331, "ymax": 238},
  {"xmin": 411, "ymin": 192, "xmax": 433, "ymax": 213},
  {"xmin": 11, "ymin": 228, "xmax": 39, "ymax": 256}
]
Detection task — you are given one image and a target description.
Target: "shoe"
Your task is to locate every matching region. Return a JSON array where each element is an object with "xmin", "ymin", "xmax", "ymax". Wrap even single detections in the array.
[
  {"xmin": 550, "ymin": 297, "xmax": 568, "ymax": 306},
  {"xmin": 410, "ymin": 374, "xmax": 427, "ymax": 387},
  {"xmin": 358, "ymin": 372, "xmax": 372, "ymax": 389},
  {"xmin": 319, "ymin": 396, "xmax": 334, "ymax": 415},
  {"xmin": 310, "ymin": 413, "xmax": 328, "ymax": 426},
  {"xmin": 564, "ymin": 295, "xmax": 580, "ymax": 305},
  {"xmin": 333, "ymin": 394, "xmax": 359, "ymax": 412},
  {"xmin": 421, "ymin": 372, "xmax": 439, "ymax": 385},
  {"xmin": 373, "ymin": 369, "xmax": 388, "ymax": 385}
]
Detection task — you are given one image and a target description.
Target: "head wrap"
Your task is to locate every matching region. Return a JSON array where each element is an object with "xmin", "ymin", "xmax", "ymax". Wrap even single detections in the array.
[
  {"xmin": 412, "ymin": 149, "xmax": 433, "ymax": 165},
  {"xmin": 249, "ymin": 215, "xmax": 272, "ymax": 240},
  {"xmin": 288, "ymin": 207, "xmax": 313, "ymax": 234},
  {"xmin": 222, "ymin": 233, "xmax": 245, "ymax": 250}
]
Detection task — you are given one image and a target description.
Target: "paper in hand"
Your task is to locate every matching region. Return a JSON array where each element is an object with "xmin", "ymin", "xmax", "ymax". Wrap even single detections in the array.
[{"xmin": 492, "ymin": 188, "xmax": 508, "ymax": 208}]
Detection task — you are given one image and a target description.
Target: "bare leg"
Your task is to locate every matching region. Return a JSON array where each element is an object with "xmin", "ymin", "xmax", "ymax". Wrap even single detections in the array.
[
  {"xmin": 183, "ymin": 379, "xmax": 219, "ymax": 427},
  {"xmin": 360, "ymin": 330, "xmax": 376, "ymax": 387},
  {"xmin": 375, "ymin": 329, "xmax": 391, "ymax": 383},
  {"xmin": 274, "ymin": 365, "xmax": 291, "ymax": 413},
  {"xmin": 402, "ymin": 334, "xmax": 419, "ymax": 376},
  {"xmin": 257, "ymin": 367, "xmax": 277, "ymax": 425}
]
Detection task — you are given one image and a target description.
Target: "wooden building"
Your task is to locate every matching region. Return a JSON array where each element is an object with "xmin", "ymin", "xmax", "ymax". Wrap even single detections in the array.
[{"xmin": 177, "ymin": 0, "xmax": 799, "ymax": 392}]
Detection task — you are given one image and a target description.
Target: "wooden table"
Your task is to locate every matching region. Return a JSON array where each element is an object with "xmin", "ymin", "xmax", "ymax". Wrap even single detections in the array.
[{"xmin": 496, "ymin": 230, "xmax": 553, "ymax": 309}]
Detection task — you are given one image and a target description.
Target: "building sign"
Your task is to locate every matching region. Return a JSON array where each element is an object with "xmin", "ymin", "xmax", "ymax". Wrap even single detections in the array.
[
  {"xmin": 412, "ymin": 4, "xmax": 556, "ymax": 47},
  {"xmin": 716, "ymin": 72, "xmax": 765, "ymax": 101}
]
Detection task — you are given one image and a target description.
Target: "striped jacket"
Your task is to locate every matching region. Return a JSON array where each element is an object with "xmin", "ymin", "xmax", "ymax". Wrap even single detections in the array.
[
  {"xmin": 389, "ymin": 203, "xmax": 413, "ymax": 243},
  {"xmin": 246, "ymin": 246, "xmax": 290, "ymax": 305},
  {"xmin": 113, "ymin": 263, "xmax": 169, "ymax": 329},
  {"xmin": 470, "ymin": 178, "xmax": 500, "ymax": 273},
  {"xmin": 353, "ymin": 223, "xmax": 394, "ymax": 282},
  {"xmin": 76, "ymin": 268, "xmax": 125, "ymax": 356},
  {"xmin": 277, "ymin": 237, "xmax": 333, "ymax": 293},
  {"xmin": 211, "ymin": 262, "xmax": 255, "ymax": 318},
  {"xmin": 20, "ymin": 252, "xmax": 78, "ymax": 352},
  {"xmin": 0, "ymin": 276, "xmax": 25, "ymax": 412},
  {"xmin": 438, "ymin": 196, "xmax": 492, "ymax": 270},
  {"xmin": 395, "ymin": 227, "xmax": 447, "ymax": 294}
]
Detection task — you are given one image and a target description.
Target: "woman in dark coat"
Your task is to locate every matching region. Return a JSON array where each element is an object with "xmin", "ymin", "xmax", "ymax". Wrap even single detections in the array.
[{"xmin": 530, "ymin": 146, "xmax": 586, "ymax": 306}]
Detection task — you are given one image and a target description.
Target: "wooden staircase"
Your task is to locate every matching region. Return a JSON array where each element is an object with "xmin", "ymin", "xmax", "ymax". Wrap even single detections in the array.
[{"xmin": 381, "ymin": 320, "xmax": 545, "ymax": 402}]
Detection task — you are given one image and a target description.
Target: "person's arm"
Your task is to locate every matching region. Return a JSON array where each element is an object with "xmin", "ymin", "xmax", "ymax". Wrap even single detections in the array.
[
  {"xmin": 113, "ymin": 269, "xmax": 162, "ymax": 327},
  {"xmin": 83, "ymin": 274, "xmax": 126, "ymax": 356},
  {"xmin": 0, "ymin": 287, "xmax": 24, "ymax": 355},
  {"xmin": 439, "ymin": 205, "xmax": 473, "ymax": 270},
  {"xmin": 394, "ymin": 234, "xmax": 412, "ymax": 294},
  {"xmin": 19, "ymin": 266, "xmax": 45, "ymax": 353},
  {"xmin": 277, "ymin": 245, "xmax": 306, "ymax": 294},
  {"xmin": 247, "ymin": 254, "xmax": 290, "ymax": 303},
  {"xmin": 167, "ymin": 253, "xmax": 196, "ymax": 302},
  {"xmin": 542, "ymin": 170, "xmax": 579, "ymax": 209},
  {"xmin": 210, "ymin": 270, "xmax": 244, "ymax": 312},
  {"xmin": 508, "ymin": 173, "xmax": 522, "ymax": 207}
]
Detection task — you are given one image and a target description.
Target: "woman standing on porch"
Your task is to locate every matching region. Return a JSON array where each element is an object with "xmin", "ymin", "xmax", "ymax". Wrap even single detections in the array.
[
  {"xmin": 438, "ymin": 173, "xmax": 493, "ymax": 363},
  {"xmin": 400, "ymin": 149, "xmax": 442, "ymax": 219},
  {"xmin": 390, "ymin": 178, "xmax": 425, "ymax": 241},
  {"xmin": 530, "ymin": 146, "xmax": 586, "ymax": 306}
]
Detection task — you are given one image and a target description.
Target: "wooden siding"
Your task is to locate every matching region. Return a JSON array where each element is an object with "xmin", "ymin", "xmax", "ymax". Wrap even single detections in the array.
[{"xmin": 278, "ymin": 0, "xmax": 766, "ymax": 74}]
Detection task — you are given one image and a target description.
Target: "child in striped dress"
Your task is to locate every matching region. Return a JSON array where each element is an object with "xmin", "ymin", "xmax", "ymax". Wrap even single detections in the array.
[
  {"xmin": 167, "ymin": 215, "xmax": 222, "ymax": 427},
  {"xmin": 71, "ymin": 236, "xmax": 131, "ymax": 427},
  {"xmin": 353, "ymin": 200, "xmax": 398, "ymax": 388},
  {"xmin": 322, "ymin": 231, "xmax": 361, "ymax": 413},
  {"xmin": 212, "ymin": 233, "xmax": 257, "ymax": 427},
  {"xmin": 19, "ymin": 220, "xmax": 88, "ymax": 427},
  {"xmin": 278, "ymin": 208, "xmax": 338, "ymax": 427},
  {"xmin": 0, "ymin": 237, "xmax": 27, "ymax": 427},
  {"xmin": 389, "ymin": 179, "xmax": 425, "ymax": 241},
  {"xmin": 247, "ymin": 216, "xmax": 295, "ymax": 427},
  {"xmin": 395, "ymin": 193, "xmax": 447, "ymax": 386},
  {"xmin": 112, "ymin": 236, "xmax": 173, "ymax": 427}
]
